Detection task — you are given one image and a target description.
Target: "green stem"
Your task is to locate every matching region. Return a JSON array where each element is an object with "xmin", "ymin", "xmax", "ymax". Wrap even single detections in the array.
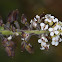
[{"xmin": 0, "ymin": 30, "xmax": 49, "ymax": 35}]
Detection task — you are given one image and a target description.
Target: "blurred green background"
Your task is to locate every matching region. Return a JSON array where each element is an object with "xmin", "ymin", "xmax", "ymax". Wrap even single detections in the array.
[{"xmin": 0, "ymin": 0, "xmax": 62, "ymax": 62}]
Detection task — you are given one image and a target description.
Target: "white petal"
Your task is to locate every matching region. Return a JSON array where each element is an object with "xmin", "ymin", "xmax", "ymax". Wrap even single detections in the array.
[
  {"xmin": 45, "ymin": 39, "xmax": 48, "ymax": 42},
  {"xmin": 7, "ymin": 35, "xmax": 12, "ymax": 40},
  {"xmin": 40, "ymin": 47, "xmax": 45, "ymax": 50},
  {"xmin": 34, "ymin": 18, "xmax": 37, "ymax": 21},
  {"xmin": 15, "ymin": 33, "xmax": 19, "ymax": 36},
  {"xmin": 51, "ymin": 16, "xmax": 54, "ymax": 19},
  {"xmin": 48, "ymin": 19, "xmax": 51, "ymax": 22},
  {"xmin": 21, "ymin": 38, "xmax": 24, "ymax": 40},
  {"xmin": 54, "ymin": 27, "xmax": 58, "ymax": 30},
  {"xmin": 45, "ymin": 19, "xmax": 49, "ymax": 21},
  {"xmin": 44, "ymin": 25, "xmax": 48, "ymax": 30},
  {"xmin": 49, "ymin": 28, "xmax": 53, "ymax": 32},
  {"xmin": 41, "ymin": 42, "xmax": 46, "ymax": 46},
  {"xmin": 56, "ymin": 25, "xmax": 60, "ymax": 29},
  {"xmin": 54, "ymin": 31, "xmax": 59, "ymax": 35},
  {"xmin": 51, "ymin": 41, "xmax": 55, "ymax": 45},
  {"xmin": 59, "ymin": 38, "xmax": 62, "ymax": 42},
  {"xmin": 55, "ymin": 18, "xmax": 58, "ymax": 22},
  {"xmin": 55, "ymin": 42, "xmax": 59, "ymax": 46},
  {"xmin": 30, "ymin": 20, "xmax": 33, "ymax": 23},
  {"xmin": 56, "ymin": 35, "xmax": 60, "ymax": 38},
  {"xmin": 45, "ymin": 14, "xmax": 51, "ymax": 18},
  {"xmin": 36, "ymin": 15, "xmax": 40, "ymax": 18},
  {"xmin": 50, "ymin": 32, "xmax": 54, "ymax": 36},
  {"xmin": 41, "ymin": 27, "xmax": 44, "ymax": 30},
  {"xmin": 53, "ymin": 19, "xmax": 56, "ymax": 22},
  {"xmin": 38, "ymin": 39, "xmax": 42, "ymax": 43},
  {"xmin": 40, "ymin": 23, "xmax": 45, "ymax": 27},
  {"xmin": 42, "ymin": 37, "xmax": 45, "ymax": 40},
  {"xmin": 52, "ymin": 37, "xmax": 56, "ymax": 41},
  {"xmin": 33, "ymin": 22, "xmax": 37, "ymax": 27}
]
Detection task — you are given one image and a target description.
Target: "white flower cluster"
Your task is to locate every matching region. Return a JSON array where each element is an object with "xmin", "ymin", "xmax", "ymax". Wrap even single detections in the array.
[
  {"xmin": 49, "ymin": 23, "xmax": 62, "ymax": 36},
  {"xmin": 30, "ymin": 19, "xmax": 37, "ymax": 28},
  {"xmin": 44, "ymin": 14, "xmax": 58, "ymax": 23},
  {"xmin": 38, "ymin": 35, "xmax": 50, "ymax": 50},
  {"xmin": 30, "ymin": 14, "xmax": 62, "ymax": 50},
  {"xmin": 30, "ymin": 15, "xmax": 40, "ymax": 28}
]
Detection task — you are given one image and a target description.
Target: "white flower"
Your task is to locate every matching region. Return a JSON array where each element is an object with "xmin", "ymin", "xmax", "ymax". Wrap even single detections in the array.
[
  {"xmin": 54, "ymin": 18, "xmax": 58, "ymax": 22},
  {"xmin": 44, "ymin": 19, "xmax": 49, "ymax": 22},
  {"xmin": 36, "ymin": 15, "xmax": 40, "ymax": 18},
  {"xmin": 21, "ymin": 38, "xmax": 24, "ymax": 40},
  {"xmin": 54, "ymin": 31, "xmax": 59, "ymax": 35},
  {"xmin": 40, "ymin": 23, "xmax": 48, "ymax": 30},
  {"xmin": 33, "ymin": 22, "xmax": 37, "ymax": 28},
  {"xmin": 52, "ymin": 36, "xmax": 60, "ymax": 41},
  {"xmin": 52, "ymin": 37, "xmax": 56, "ymax": 41},
  {"xmin": 49, "ymin": 28, "xmax": 53, "ymax": 32},
  {"xmin": 38, "ymin": 39, "xmax": 42, "ymax": 43},
  {"xmin": 51, "ymin": 36, "xmax": 60, "ymax": 46},
  {"xmin": 55, "ymin": 24, "xmax": 61, "ymax": 30},
  {"xmin": 15, "ymin": 33, "xmax": 19, "ymax": 36},
  {"xmin": 51, "ymin": 16, "xmax": 54, "ymax": 19},
  {"xmin": 40, "ymin": 47, "xmax": 45, "ymax": 50},
  {"xmin": 7, "ymin": 35, "xmax": 12, "ymax": 40},
  {"xmin": 53, "ymin": 19, "xmax": 56, "ymax": 22},
  {"xmin": 44, "ymin": 14, "xmax": 59, "ymax": 23},
  {"xmin": 51, "ymin": 41, "xmax": 59, "ymax": 46},
  {"xmin": 30, "ymin": 19, "xmax": 33, "ymax": 23},
  {"xmin": 34, "ymin": 18, "xmax": 37, "ymax": 21},
  {"xmin": 40, "ymin": 23, "xmax": 45, "ymax": 27},
  {"xmin": 41, "ymin": 36, "xmax": 48, "ymax": 42},
  {"xmin": 59, "ymin": 38, "xmax": 62, "ymax": 42},
  {"xmin": 54, "ymin": 26, "xmax": 58, "ymax": 30},
  {"xmin": 40, "ymin": 23, "xmax": 45, "ymax": 30},
  {"xmin": 40, "ymin": 42, "xmax": 50, "ymax": 50},
  {"xmin": 49, "ymin": 27, "xmax": 59, "ymax": 36},
  {"xmin": 47, "ymin": 19, "xmax": 51, "ymax": 23},
  {"xmin": 44, "ymin": 25, "xmax": 48, "ymax": 30},
  {"xmin": 45, "ymin": 14, "xmax": 51, "ymax": 19},
  {"xmin": 44, "ymin": 14, "xmax": 55, "ymax": 23},
  {"xmin": 41, "ymin": 42, "xmax": 46, "ymax": 47},
  {"xmin": 50, "ymin": 32, "xmax": 54, "ymax": 36}
]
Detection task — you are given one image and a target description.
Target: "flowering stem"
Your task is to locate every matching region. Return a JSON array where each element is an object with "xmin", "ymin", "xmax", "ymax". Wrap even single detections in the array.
[{"xmin": 0, "ymin": 30, "xmax": 49, "ymax": 35}]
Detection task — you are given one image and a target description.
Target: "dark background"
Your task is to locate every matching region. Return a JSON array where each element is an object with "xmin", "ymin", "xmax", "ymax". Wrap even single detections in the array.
[{"xmin": 0, "ymin": 0, "xmax": 62, "ymax": 62}]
